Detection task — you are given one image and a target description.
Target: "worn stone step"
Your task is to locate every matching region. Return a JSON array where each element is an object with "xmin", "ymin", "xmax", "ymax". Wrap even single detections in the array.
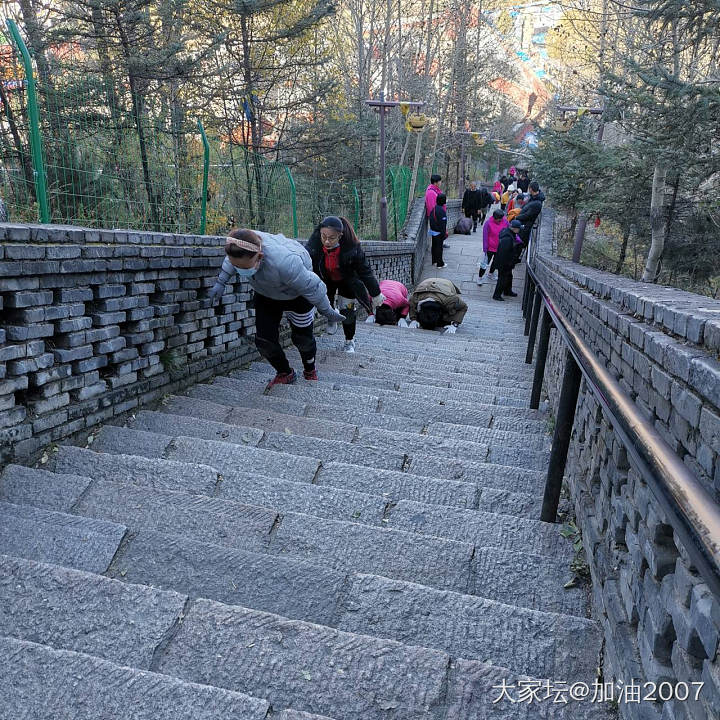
[
  {"xmin": 246, "ymin": 362, "xmax": 534, "ymax": 393},
  {"xmin": 316, "ymin": 353, "xmax": 533, "ymax": 382},
  {"xmin": 162, "ymin": 395, "xmax": 359, "ymax": 440},
  {"xmin": 107, "ymin": 530, "xmax": 593, "ymax": 680},
  {"xmin": 216, "ymin": 374, "xmax": 528, "ymax": 414},
  {"xmin": 45, "ymin": 448, "xmax": 388, "ymax": 526},
  {"xmin": 335, "ymin": 573, "xmax": 598, "ymax": 682},
  {"xmin": 427, "ymin": 419, "xmax": 550, "ymax": 444},
  {"xmin": 129, "ymin": 410, "xmax": 407, "ymax": 472},
  {"xmin": 96, "ymin": 422, "xmax": 546, "ymax": 506},
  {"xmin": 143, "ymin": 404, "xmax": 542, "ymax": 471},
  {"xmin": 186, "ymin": 383, "xmax": 427, "ymax": 432},
  {"xmin": 0, "ymin": 499, "xmax": 125, "ymax": 574},
  {"xmin": 0, "ymin": 636, "xmax": 273, "ymax": 720},
  {"xmin": 63, "ymin": 431, "xmax": 477, "ymax": 594},
  {"xmin": 93, "ymin": 424, "xmax": 320, "ymax": 482},
  {"xmin": 0, "ymin": 553, "xmax": 186, "ymax": 669},
  {"xmin": 50, "ymin": 445, "xmax": 221, "ymax": 495},
  {"xmin": 109, "ymin": 530, "xmax": 347, "ymax": 628},
  {"xmin": 157, "ymin": 598, "xmax": 599, "ymax": 720},
  {"xmin": 1, "ymin": 463, "xmax": 91, "ymax": 513},
  {"xmin": 385, "ymin": 500, "xmax": 570, "ymax": 560}
]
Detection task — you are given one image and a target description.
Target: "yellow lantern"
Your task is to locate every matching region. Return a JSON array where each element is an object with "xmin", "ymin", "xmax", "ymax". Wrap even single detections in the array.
[
  {"xmin": 576, "ymin": 107, "xmax": 588, "ymax": 117},
  {"xmin": 399, "ymin": 102, "xmax": 410, "ymax": 116},
  {"xmin": 405, "ymin": 113, "xmax": 427, "ymax": 132}
]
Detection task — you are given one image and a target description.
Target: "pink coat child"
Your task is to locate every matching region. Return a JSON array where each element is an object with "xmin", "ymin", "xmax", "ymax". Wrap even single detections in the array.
[{"xmin": 378, "ymin": 280, "xmax": 410, "ymax": 317}]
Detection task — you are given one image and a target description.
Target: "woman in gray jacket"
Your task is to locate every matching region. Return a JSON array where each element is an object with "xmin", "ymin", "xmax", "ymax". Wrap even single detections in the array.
[{"xmin": 209, "ymin": 228, "xmax": 345, "ymax": 388}]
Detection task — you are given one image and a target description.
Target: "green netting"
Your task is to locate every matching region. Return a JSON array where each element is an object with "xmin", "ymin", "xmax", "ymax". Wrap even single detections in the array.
[{"xmin": 1, "ymin": 21, "xmax": 433, "ymax": 240}]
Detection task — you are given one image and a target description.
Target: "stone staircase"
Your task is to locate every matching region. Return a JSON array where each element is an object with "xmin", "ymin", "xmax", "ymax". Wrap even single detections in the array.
[{"xmin": 0, "ymin": 240, "xmax": 612, "ymax": 718}]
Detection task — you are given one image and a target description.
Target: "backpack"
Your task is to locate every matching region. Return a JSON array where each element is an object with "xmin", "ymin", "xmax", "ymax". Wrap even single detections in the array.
[{"xmin": 454, "ymin": 217, "xmax": 473, "ymax": 235}]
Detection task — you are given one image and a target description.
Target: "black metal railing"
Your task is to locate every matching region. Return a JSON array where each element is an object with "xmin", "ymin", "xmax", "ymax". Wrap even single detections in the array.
[{"xmin": 521, "ymin": 242, "xmax": 720, "ymax": 597}]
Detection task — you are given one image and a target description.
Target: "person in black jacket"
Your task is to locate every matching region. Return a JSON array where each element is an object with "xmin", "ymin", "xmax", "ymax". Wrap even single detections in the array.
[
  {"xmin": 305, "ymin": 216, "xmax": 385, "ymax": 353},
  {"xmin": 517, "ymin": 170, "xmax": 530, "ymax": 193},
  {"xmin": 428, "ymin": 193, "xmax": 448, "ymax": 268},
  {"xmin": 461, "ymin": 182, "xmax": 482, "ymax": 232},
  {"xmin": 493, "ymin": 220, "xmax": 523, "ymax": 301},
  {"xmin": 514, "ymin": 181, "xmax": 545, "ymax": 246}
]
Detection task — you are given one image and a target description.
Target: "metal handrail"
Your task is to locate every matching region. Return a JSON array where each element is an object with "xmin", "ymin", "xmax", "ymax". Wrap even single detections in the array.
[{"xmin": 524, "ymin": 258, "xmax": 720, "ymax": 598}]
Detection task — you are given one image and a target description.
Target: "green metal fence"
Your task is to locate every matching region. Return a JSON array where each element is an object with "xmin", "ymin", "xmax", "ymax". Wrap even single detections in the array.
[{"xmin": 0, "ymin": 20, "xmax": 431, "ymax": 240}]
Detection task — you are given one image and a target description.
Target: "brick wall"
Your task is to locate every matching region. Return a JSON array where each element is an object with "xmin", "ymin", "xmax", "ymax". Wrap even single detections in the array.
[
  {"xmin": 0, "ymin": 222, "xmax": 420, "ymax": 465},
  {"xmin": 534, "ymin": 208, "xmax": 720, "ymax": 720}
]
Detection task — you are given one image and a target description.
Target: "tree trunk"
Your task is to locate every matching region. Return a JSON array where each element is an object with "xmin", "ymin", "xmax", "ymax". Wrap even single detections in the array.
[
  {"xmin": 0, "ymin": 80, "xmax": 35, "ymax": 197},
  {"xmin": 615, "ymin": 226, "xmax": 631, "ymax": 274},
  {"xmin": 572, "ymin": 214, "xmax": 588, "ymax": 263},
  {"xmin": 642, "ymin": 162, "xmax": 668, "ymax": 283}
]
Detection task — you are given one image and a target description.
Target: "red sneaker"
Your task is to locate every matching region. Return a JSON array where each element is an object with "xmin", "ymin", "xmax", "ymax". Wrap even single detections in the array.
[
  {"xmin": 266, "ymin": 369, "xmax": 296, "ymax": 390},
  {"xmin": 303, "ymin": 368, "xmax": 318, "ymax": 381}
]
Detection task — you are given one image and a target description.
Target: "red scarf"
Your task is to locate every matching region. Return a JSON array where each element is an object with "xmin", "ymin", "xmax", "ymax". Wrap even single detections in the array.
[{"xmin": 322, "ymin": 245, "xmax": 343, "ymax": 282}]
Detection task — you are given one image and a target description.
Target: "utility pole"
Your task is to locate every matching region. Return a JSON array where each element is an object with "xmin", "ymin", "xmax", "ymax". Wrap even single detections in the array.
[{"xmin": 366, "ymin": 93, "xmax": 423, "ymax": 242}]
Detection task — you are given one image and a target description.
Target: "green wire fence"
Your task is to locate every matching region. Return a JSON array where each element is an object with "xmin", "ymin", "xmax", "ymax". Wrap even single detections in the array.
[{"xmin": 0, "ymin": 19, "xmax": 432, "ymax": 240}]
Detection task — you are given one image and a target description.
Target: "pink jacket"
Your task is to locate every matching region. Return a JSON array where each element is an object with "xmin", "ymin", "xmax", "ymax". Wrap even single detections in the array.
[
  {"xmin": 424, "ymin": 184, "xmax": 444, "ymax": 217},
  {"xmin": 379, "ymin": 280, "xmax": 410, "ymax": 317},
  {"xmin": 492, "ymin": 181, "xmax": 502, "ymax": 193},
  {"xmin": 483, "ymin": 215, "xmax": 509, "ymax": 253}
]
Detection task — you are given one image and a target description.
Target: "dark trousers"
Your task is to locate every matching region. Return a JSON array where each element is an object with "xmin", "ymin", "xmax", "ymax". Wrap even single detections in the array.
[
  {"xmin": 493, "ymin": 268, "xmax": 513, "ymax": 299},
  {"xmin": 464, "ymin": 208, "xmax": 480, "ymax": 231},
  {"xmin": 431, "ymin": 234, "xmax": 444, "ymax": 265},
  {"xmin": 478, "ymin": 250, "xmax": 496, "ymax": 278},
  {"xmin": 326, "ymin": 280, "xmax": 358, "ymax": 341},
  {"xmin": 253, "ymin": 292, "xmax": 316, "ymax": 374}
]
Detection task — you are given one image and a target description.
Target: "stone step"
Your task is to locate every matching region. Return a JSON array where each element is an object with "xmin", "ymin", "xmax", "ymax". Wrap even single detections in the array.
[
  {"xmin": 186, "ymin": 383, "xmax": 428, "ymax": 433},
  {"xmin": 0, "ymin": 471, "xmax": 584, "ymax": 619},
  {"xmin": 144, "ymin": 404, "xmax": 547, "ymax": 471},
  {"xmin": 0, "ymin": 635, "xmax": 274, "ymax": 720},
  {"xmin": 106, "ymin": 529, "xmax": 594, "ymax": 679},
  {"xmin": 129, "ymin": 410, "xmax": 408, "ymax": 472},
  {"xmin": 106, "ymin": 420, "xmax": 547, "ymax": 497},
  {"xmin": 47, "ymin": 435, "xmax": 479, "ymax": 595},
  {"xmin": 44, "ymin": 448, "xmax": 389, "ymax": 526},
  {"xmin": 187, "ymin": 381, "xmax": 545, "ymax": 434},
  {"xmin": 164, "ymin": 393, "xmax": 549, "ymax": 451},
  {"xmin": 155, "ymin": 598, "xmax": 605, "ymax": 720},
  {"xmin": 0, "ymin": 555, "xmax": 598, "ymax": 719},
  {"xmin": 219, "ymin": 371, "xmax": 529, "ymax": 410},
  {"xmin": 94, "ymin": 425, "xmax": 560, "ymax": 558},
  {"xmin": 246, "ymin": 361, "xmax": 534, "ymax": 392},
  {"xmin": 385, "ymin": 500, "xmax": 569, "ymax": 559},
  {"xmin": 0, "ymin": 500, "xmax": 125, "ymax": 574}
]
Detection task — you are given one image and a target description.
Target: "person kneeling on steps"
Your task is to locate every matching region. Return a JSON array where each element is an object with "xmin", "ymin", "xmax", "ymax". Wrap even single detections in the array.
[
  {"xmin": 306, "ymin": 216, "xmax": 385, "ymax": 354},
  {"xmin": 209, "ymin": 228, "xmax": 345, "ymax": 387},
  {"xmin": 407, "ymin": 277, "xmax": 468, "ymax": 334}
]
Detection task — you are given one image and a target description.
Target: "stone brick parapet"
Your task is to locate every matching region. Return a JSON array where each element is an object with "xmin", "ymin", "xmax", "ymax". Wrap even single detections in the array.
[
  {"xmin": 534, "ymin": 208, "xmax": 720, "ymax": 719},
  {"xmin": 0, "ymin": 223, "xmax": 418, "ymax": 464}
]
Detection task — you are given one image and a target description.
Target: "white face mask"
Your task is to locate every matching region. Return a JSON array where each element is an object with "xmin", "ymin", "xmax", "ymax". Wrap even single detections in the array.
[{"xmin": 235, "ymin": 266, "xmax": 258, "ymax": 278}]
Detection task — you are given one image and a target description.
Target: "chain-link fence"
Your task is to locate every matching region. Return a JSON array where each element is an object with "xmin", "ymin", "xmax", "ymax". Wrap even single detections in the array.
[{"xmin": 0, "ymin": 20, "xmax": 430, "ymax": 241}]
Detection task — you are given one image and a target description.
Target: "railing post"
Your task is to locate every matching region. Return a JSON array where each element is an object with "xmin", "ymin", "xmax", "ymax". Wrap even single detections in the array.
[
  {"xmin": 530, "ymin": 306, "xmax": 552, "ymax": 409},
  {"xmin": 540, "ymin": 348, "xmax": 582, "ymax": 522},
  {"xmin": 7, "ymin": 19, "xmax": 50, "ymax": 223},
  {"xmin": 196, "ymin": 120, "xmax": 209, "ymax": 235},
  {"xmin": 523, "ymin": 278, "xmax": 535, "ymax": 335},
  {"xmin": 525, "ymin": 288, "xmax": 542, "ymax": 364}
]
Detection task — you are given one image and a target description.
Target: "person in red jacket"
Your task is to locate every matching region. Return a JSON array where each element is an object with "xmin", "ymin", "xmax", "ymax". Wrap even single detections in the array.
[{"xmin": 425, "ymin": 175, "xmax": 449, "ymax": 249}]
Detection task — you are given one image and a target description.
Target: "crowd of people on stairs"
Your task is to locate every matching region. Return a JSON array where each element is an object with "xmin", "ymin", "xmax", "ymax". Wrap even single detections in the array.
[{"xmin": 208, "ymin": 173, "xmax": 543, "ymax": 388}]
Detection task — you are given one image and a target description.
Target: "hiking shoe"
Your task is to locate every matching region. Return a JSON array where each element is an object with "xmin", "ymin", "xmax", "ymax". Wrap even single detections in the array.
[
  {"xmin": 303, "ymin": 368, "xmax": 318, "ymax": 381},
  {"xmin": 436, "ymin": 262, "xmax": 447, "ymax": 269},
  {"xmin": 504, "ymin": 291, "xmax": 519, "ymax": 297},
  {"xmin": 326, "ymin": 322, "xmax": 338, "ymax": 335},
  {"xmin": 492, "ymin": 296, "xmax": 504, "ymax": 302},
  {"xmin": 343, "ymin": 339, "xmax": 356, "ymax": 353},
  {"xmin": 266, "ymin": 369, "xmax": 296, "ymax": 389}
]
